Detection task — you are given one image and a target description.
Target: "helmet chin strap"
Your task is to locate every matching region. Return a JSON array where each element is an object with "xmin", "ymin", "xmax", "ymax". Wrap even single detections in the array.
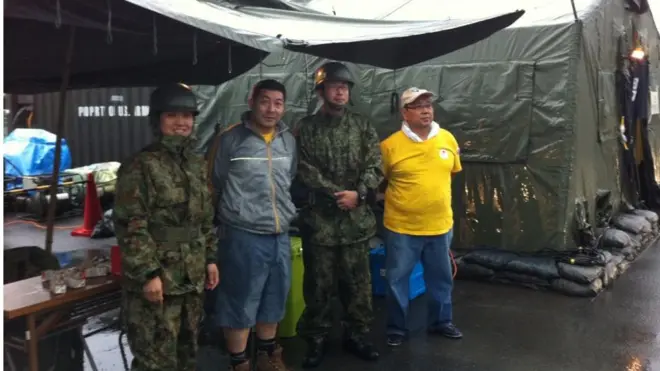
[{"xmin": 149, "ymin": 115, "xmax": 163, "ymax": 138}]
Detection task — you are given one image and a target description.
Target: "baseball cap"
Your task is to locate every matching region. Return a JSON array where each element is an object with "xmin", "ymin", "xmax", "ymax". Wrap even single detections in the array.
[{"xmin": 400, "ymin": 87, "xmax": 435, "ymax": 109}]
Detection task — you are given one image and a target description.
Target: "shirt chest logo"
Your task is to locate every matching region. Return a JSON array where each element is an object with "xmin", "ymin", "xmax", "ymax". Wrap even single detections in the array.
[{"xmin": 439, "ymin": 149, "xmax": 450, "ymax": 159}]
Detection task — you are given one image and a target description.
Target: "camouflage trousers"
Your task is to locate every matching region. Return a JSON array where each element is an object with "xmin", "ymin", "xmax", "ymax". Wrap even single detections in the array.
[
  {"xmin": 122, "ymin": 291, "xmax": 203, "ymax": 371},
  {"xmin": 296, "ymin": 239, "xmax": 374, "ymax": 341}
]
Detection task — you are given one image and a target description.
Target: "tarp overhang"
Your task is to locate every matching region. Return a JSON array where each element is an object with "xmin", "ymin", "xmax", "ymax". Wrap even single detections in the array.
[
  {"xmin": 271, "ymin": 0, "xmax": 600, "ymax": 28},
  {"xmin": 4, "ymin": 0, "xmax": 268, "ymax": 94},
  {"xmin": 128, "ymin": 0, "xmax": 525, "ymax": 69}
]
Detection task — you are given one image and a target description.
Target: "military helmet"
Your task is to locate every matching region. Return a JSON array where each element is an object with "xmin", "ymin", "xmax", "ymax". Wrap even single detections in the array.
[
  {"xmin": 149, "ymin": 83, "xmax": 199, "ymax": 116},
  {"xmin": 313, "ymin": 62, "xmax": 354, "ymax": 90}
]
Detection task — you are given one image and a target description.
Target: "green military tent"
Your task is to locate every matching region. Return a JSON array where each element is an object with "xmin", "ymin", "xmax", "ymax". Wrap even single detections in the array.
[{"xmin": 194, "ymin": 0, "xmax": 660, "ymax": 254}]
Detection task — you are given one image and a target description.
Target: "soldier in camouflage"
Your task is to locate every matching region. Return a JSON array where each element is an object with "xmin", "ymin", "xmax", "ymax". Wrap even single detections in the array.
[
  {"xmin": 295, "ymin": 62, "xmax": 384, "ymax": 368},
  {"xmin": 113, "ymin": 83, "xmax": 219, "ymax": 371}
]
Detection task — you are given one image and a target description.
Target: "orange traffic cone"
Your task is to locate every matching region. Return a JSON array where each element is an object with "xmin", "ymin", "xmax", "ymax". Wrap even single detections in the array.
[{"xmin": 71, "ymin": 172, "xmax": 103, "ymax": 237}]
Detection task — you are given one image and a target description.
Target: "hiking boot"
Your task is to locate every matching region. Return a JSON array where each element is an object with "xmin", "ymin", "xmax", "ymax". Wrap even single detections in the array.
[
  {"xmin": 343, "ymin": 337, "xmax": 379, "ymax": 361},
  {"xmin": 256, "ymin": 345, "xmax": 292, "ymax": 371},
  {"xmin": 428, "ymin": 323, "xmax": 463, "ymax": 339},
  {"xmin": 229, "ymin": 360, "xmax": 251, "ymax": 371},
  {"xmin": 301, "ymin": 336, "xmax": 327, "ymax": 369}
]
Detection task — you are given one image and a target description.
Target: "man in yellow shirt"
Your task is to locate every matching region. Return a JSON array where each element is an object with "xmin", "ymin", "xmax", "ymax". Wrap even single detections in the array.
[{"xmin": 380, "ymin": 87, "xmax": 463, "ymax": 347}]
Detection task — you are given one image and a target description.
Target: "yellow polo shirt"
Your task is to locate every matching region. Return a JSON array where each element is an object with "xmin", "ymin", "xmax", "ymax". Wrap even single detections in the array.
[{"xmin": 381, "ymin": 128, "xmax": 462, "ymax": 235}]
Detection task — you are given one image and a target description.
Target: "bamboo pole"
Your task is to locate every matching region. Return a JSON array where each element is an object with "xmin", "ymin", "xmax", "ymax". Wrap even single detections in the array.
[{"xmin": 45, "ymin": 26, "xmax": 76, "ymax": 254}]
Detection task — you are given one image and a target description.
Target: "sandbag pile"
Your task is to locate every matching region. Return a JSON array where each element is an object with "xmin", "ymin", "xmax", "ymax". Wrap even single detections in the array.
[
  {"xmin": 455, "ymin": 209, "xmax": 659, "ymax": 297},
  {"xmin": 599, "ymin": 209, "xmax": 659, "ymax": 259}
]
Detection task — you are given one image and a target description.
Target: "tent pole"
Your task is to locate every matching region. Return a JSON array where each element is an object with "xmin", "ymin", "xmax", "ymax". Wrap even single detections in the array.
[{"xmin": 45, "ymin": 26, "xmax": 76, "ymax": 255}]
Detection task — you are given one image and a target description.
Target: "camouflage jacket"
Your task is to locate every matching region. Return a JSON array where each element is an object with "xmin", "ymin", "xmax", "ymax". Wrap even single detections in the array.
[
  {"xmin": 113, "ymin": 135, "xmax": 218, "ymax": 295},
  {"xmin": 295, "ymin": 109, "xmax": 384, "ymax": 246}
]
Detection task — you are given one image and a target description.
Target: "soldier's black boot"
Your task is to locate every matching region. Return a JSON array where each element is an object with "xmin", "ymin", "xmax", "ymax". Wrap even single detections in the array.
[
  {"xmin": 342, "ymin": 336, "xmax": 379, "ymax": 362},
  {"xmin": 301, "ymin": 336, "xmax": 327, "ymax": 369}
]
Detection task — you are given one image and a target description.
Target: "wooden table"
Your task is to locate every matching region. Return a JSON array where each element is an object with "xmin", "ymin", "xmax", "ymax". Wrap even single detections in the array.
[{"xmin": 4, "ymin": 275, "xmax": 121, "ymax": 371}]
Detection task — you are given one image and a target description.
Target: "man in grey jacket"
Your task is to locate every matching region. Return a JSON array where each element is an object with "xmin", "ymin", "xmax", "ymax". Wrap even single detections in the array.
[{"xmin": 207, "ymin": 79, "xmax": 297, "ymax": 371}]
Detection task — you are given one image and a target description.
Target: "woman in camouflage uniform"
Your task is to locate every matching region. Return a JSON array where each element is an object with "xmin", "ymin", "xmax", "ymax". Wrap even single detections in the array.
[{"xmin": 113, "ymin": 83, "xmax": 219, "ymax": 371}]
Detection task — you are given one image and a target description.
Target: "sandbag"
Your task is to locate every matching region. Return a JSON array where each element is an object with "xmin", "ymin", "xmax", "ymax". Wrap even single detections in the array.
[
  {"xmin": 601, "ymin": 228, "xmax": 632, "ymax": 249},
  {"xmin": 623, "ymin": 231, "xmax": 643, "ymax": 248},
  {"xmin": 455, "ymin": 261, "xmax": 495, "ymax": 279},
  {"xmin": 505, "ymin": 256, "xmax": 560, "ymax": 279},
  {"xmin": 621, "ymin": 246, "xmax": 637, "ymax": 260},
  {"xmin": 602, "ymin": 262, "xmax": 617, "ymax": 287},
  {"xmin": 91, "ymin": 209, "xmax": 115, "ymax": 239},
  {"xmin": 589, "ymin": 249, "xmax": 612, "ymax": 267},
  {"xmin": 612, "ymin": 214, "xmax": 652, "ymax": 235},
  {"xmin": 556, "ymin": 263, "xmax": 603, "ymax": 284},
  {"xmin": 599, "ymin": 250, "xmax": 613, "ymax": 264},
  {"xmin": 462, "ymin": 250, "xmax": 518, "ymax": 270},
  {"xmin": 497, "ymin": 271, "xmax": 550, "ymax": 288},
  {"xmin": 631, "ymin": 209, "xmax": 659, "ymax": 224},
  {"xmin": 610, "ymin": 253, "xmax": 624, "ymax": 264},
  {"xmin": 617, "ymin": 260, "xmax": 631, "ymax": 274},
  {"xmin": 551, "ymin": 278, "xmax": 603, "ymax": 297}
]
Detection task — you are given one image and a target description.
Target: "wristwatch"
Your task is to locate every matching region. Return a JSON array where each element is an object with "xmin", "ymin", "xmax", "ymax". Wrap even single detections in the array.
[{"xmin": 357, "ymin": 189, "xmax": 367, "ymax": 205}]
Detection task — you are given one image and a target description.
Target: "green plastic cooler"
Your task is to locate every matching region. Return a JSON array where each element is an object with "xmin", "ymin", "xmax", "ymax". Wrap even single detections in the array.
[{"xmin": 278, "ymin": 236, "xmax": 305, "ymax": 338}]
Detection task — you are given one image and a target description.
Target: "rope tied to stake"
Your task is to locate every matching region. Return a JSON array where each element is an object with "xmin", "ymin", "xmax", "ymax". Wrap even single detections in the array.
[
  {"xmin": 55, "ymin": 0, "xmax": 62, "ymax": 28},
  {"xmin": 227, "ymin": 44, "xmax": 233, "ymax": 74},
  {"xmin": 152, "ymin": 15, "xmax": 158, "ymax": 55},
  {"xmin": 192, "ymin": 31, "xmax": 198, "ymax": 65},
  {"xmin": 106, "ymin": 0, "xmax": 113, "ymax": 44}
]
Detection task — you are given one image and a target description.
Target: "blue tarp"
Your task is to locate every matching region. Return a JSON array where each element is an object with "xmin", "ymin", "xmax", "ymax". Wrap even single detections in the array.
[{"xmin": 3, "ymin": 129, "xmax": 72, "ymax": 184}]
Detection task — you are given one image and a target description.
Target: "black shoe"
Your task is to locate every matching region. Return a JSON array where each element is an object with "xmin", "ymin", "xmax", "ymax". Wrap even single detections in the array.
[
  {"xmin": 387, "ymin": 334, "xmax": 404, "ymax": 347},
  {"xmin": 343, "ymin": 337, "xmax": 380, "ymax": 361},
  {"xmin": 302, "ymin": 337, "xmax": 327, "ymax": 369},
  {"xmin": 428, "ymin": 323, "xmax": 463, "ymax": 339}
]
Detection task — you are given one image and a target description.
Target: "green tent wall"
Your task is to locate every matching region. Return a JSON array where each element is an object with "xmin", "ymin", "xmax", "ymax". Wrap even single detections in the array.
[{"xmin": 192, "ymin": 0, "xmax": 660, "ymax": 253}]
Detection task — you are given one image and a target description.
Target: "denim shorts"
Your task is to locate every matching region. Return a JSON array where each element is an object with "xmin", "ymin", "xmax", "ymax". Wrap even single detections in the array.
[{"xmin": 214, "ymin": 225, "xmax": 291, "ymax": 329}]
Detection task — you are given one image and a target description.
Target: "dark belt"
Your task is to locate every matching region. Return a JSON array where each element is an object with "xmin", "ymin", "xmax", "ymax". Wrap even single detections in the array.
[{"xmin": 149, "ymin": 226, "xmax": 201, "ymax": 243}]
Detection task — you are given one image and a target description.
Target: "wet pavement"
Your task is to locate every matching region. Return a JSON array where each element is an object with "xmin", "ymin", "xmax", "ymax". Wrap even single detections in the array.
[
  {"xmin": 4, "ymin": 219, "xmax": 659, "ymax": 371},
  {"xmin": 80, "ymin": 242, "xmax": 660, "ymax": 371}
]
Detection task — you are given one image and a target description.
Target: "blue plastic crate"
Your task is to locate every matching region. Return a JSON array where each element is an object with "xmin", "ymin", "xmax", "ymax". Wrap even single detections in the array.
[{"xmin": 369, "ymin": 246, "xmax": 426, "ymax": 299}]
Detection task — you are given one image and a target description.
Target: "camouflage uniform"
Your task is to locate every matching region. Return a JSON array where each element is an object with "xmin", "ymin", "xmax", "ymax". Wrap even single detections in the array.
[
  {"xmin": 295, "ymin": 109, "xmax": 384, "ymax": 341},
  {"xmin": 114, "ymin": 132, "xmax": 217, "ymax": 371}
]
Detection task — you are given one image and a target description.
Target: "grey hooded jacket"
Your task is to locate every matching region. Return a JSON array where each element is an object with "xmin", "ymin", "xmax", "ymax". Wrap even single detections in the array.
[{"xmin": 208, "ymin": 112, "xmax": 297, "ymax": 235}]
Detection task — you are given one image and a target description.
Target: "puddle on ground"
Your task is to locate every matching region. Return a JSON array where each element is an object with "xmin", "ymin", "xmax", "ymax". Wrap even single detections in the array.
[
  {"xmin": 83, "ymin": 331, "xmax": 132, "ymax": 371},
  {"xmin": 82, "ymin": 309, "xmax": 132, "ymax": 371}
]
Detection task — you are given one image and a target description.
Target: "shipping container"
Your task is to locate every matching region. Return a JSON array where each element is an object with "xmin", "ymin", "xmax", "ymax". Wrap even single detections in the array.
[{"xmin": 30, "ymin": 87, "xmax": 154, "ymax": 167}]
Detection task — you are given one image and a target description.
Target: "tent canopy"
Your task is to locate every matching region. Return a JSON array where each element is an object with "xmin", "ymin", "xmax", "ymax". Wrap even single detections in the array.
[
  {"xmin": 4, "ymin": 0, "xmax": 268, "ymax": 94},
  {"xmin": 273, "ymin": 0, "xmax": 596, "ymax": 26},
  {"xmin": 128, "ymin": 0, "xmax": 524, "ymax": 69},
  {"xmin": 5, "ymin": 0, "xmax": 524, "ymax": 94}
]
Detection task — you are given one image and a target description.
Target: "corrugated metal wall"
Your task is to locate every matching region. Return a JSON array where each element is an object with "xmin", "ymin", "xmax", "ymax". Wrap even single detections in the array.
[{"xmin": 31, "ymin": 87, "xmax": 154, "ymax": 167}]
